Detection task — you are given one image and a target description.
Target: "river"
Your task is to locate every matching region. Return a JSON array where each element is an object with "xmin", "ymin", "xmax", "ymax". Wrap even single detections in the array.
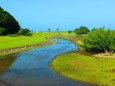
[{"xmin": 0, "ymin": 38, "xmax": 93, "ymax": 86}]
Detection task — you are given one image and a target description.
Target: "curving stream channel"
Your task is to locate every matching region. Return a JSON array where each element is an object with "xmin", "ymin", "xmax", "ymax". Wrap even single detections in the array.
[{"xmin": 0, "ymin": 38, "xmax": 93, "ymax": 86}]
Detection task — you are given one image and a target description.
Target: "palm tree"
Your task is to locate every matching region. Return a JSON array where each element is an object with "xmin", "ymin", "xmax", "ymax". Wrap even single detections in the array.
[
  {"xmin": 57, "ymin": 28, "xmax": 59, "ymax": 32},
  {"xmin": 48, "ymin": 28, "xmax": 50, "ymax": 32}
]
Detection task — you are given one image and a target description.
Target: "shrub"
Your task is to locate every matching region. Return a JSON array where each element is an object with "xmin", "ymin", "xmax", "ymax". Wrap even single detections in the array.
[
  {"xmin": 18, "ymin": 28, "xmax": 31, "ymax": 36},
  {"xmin": 82, "ymin": 27, "xmax": 115, "ymax": 53},
  {"xmin": 74, "ymin": 26, "xmax": 90, "ymax": 35},
  {"xmin": 68, "ymin": 30, "xmax": 73, "ymax": 34},
  {"xmin": 0, "ymin": 27, "xmax": 7, "ymax": 35}
]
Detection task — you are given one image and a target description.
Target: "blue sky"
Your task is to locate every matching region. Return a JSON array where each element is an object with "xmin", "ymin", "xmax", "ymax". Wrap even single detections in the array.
[{"xmin": 0, "ymin": 0, "xmax": 115, "ymax": 31}]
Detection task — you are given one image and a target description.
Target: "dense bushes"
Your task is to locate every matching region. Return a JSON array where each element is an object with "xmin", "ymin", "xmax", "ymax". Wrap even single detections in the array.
[
  {"xmin": 18, "ymin": 28, "xmax": 31, "ymax": 36},
  {"xmin": 82, "ymin": 27, "xmax": 115, "ymax": 53},
  {"xmin": 68, "ymin": 30, "xmax": 73, "ymax": 34},
  {"xmin": 74, "ymin": 26, "xmax": 90, "ymax": 35},
  {"xmin": 0, "ymin": 7, "xmax": 20, "ymax": 34},
  {"xmin": 0, "ymin": 27, "xmax": 7, "ymax": 35}
]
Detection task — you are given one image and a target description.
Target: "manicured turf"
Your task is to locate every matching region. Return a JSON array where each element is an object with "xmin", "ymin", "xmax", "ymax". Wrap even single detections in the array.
[
  {"xmin": 0, "ymin": 32, "xmax": 75, "ymax": 50},
  {"xmin": 50, "ymin": 52, "xmax": 115, "ymax": 86}
]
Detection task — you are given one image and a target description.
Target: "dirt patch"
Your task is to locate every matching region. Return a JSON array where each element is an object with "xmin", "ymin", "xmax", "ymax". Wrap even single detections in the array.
[
  {"xmin": 110, "ymin": 69, "xmax": 115, "ymax": 72},
  {"xmin": 93, "ymin": 53, "xmax": 115, "ymax": 58}
]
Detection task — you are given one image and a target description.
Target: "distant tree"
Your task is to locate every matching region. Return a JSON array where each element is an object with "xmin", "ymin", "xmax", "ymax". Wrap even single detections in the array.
[
  {"xmin": 68, "ymin": 30, "xmax": 73, "ymax": 34},
  {"xmin": 74, "ymin": 28, "xmax": 82, "ymax": 35},
  {"xmin": 48, "ymin": 28, "xmax": 50, "ymax": 32},
  {"xmin": 79, "ymin": 26, "xmax": 90, "ymax": 34},
  {"xmin": 0, "ymin": 27, "xmax": 7, "ymax": 35},
  {"xmin": 18, "ymin": 28, "xmax": 31, "ymax": 36},
  {"xmin": 74, "ymin": 26, "xmax": 90, "ymax": 35},
  {"xmin": 57, "ymin": 28, "xmax": 59, "ymax": 32},
  {"xmin": 82, "ymin": 27, "xmax": 115, "ymax": 53},
  {"xmin": 0, "ymin": 7, "xmax": 20, "ymax": 34}
]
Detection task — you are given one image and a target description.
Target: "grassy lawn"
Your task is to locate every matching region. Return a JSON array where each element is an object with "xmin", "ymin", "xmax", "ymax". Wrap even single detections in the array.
[
  {"xmin": 0, "ymin": 32, "xmax": 74, "ymax": 50},
  {"xmin": 0, "ymin": 33, "xmax": 45, "ymax": 50},
  {"xmin": 50, "ymin": 52, "xmax": 115, "ymax": 86}
]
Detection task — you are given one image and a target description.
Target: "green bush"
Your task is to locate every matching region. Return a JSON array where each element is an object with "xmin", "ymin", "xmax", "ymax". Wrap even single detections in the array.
[
  {"xmin": 0, "ymin": 27, "xmax": 7, "ymax": 35},
  {"xmin": 18, "ymin": 28, "xmax": 31, "ymax": 36},
  {"xmin": 68, "ymin": 30, "xmax": 73, "ymax": 34},
  {"xmin": 82, "ymin": 27, "xmax": 115, "ymax": 53},
  {"xmin": 74, "ymin": 26, "xmax": 90, "ymax": 35}
]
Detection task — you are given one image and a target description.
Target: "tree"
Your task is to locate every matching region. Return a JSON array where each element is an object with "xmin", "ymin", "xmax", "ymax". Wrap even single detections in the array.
[
  {"xmin": 18, "ymin": 28, "xmax": 30, "ymax": 36},
  {"xmin": 57, "ymin": 28, "xmax": 59, "ymax": 32},
  {"xmin": 74, "ymin": 28, "xmax": 82, "ymax": 35},
  {"xmin": 68, "ymin": 30, "xmax": 73, "ymax": 34},
  {"xmin": 82, "ymin": 27, "xmax": 115, "ymax": 53},
  {"xmin": 48, "ymin": 28, "xmax": 50, "ymax": 32},
  {"xmin": 79, "ymin": 26, "xmax": 90, "ymax": 34},
  {"xmin": 0, "ymin": 7, "xmax": 20, "ymax": 34},
  {"xmin": 0, "ymin": 27, "xmax": 7, "ymax": 35},
  {"xmin": 74, "ymin": 26, "xmax": 90, "ymax": 35}
]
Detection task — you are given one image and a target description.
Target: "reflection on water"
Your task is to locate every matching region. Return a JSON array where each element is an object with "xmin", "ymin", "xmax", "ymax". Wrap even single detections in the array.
[
  {"xmin": 0, "ymin": 56, "xmax": 16, "ymax": 72},
  {"xmin": 0, "ymin": 38, "xmax": 93, "ymax": 86}
]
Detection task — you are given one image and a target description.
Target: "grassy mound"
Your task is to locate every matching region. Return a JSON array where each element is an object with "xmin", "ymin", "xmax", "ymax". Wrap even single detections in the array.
[{"xmin": 50, "ymin": 52, "xmax": 115, "ymax": 86}]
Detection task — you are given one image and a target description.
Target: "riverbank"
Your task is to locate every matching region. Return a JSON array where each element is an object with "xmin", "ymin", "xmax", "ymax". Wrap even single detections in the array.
[
  {"xmin": 49, "ymin": 35, "xmax": 115, "ymax": 86},
  {"xmin": 0, "ymin": 39, "xmax": 55, "ymax": 58}
]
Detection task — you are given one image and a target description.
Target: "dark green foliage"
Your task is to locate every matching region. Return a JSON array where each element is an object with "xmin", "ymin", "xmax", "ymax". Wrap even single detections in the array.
[
  {"xmin": 18, "ymin": 28, "xmax": 31, "ymax": 36},
  {"xmin": 57, "ymin": 28, "xmax": 59, "ymax": 32},
  {"xmin": 74, "ymin": 26, "xmax": 90, "ymax": 35},
  {"xmin": 0, "ymin": 27, "xmax": 7, "ymax": 35},
  {"xmin": 48, "ymin": 28, "xmax": 50, "ymax": 32},
  {"xmin": 68, "ymin": 30, "xmax": 73, "ymax": 34},
  {"xmin": 82, "ymin": 27, "xmax": 115, "ymax": 53},
  {"xmin": 74, "ymin": 28, "xmax": 81, "ymax": 35},
  {"xmin": 0, "ymin": 7, "xmax": 20, "ymax": 34}
]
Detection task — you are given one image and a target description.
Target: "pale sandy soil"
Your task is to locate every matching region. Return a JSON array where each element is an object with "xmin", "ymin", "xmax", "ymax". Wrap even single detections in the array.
[{"xmin": 94, "ymin": 53, "xmax": 115, "ymax": 58}]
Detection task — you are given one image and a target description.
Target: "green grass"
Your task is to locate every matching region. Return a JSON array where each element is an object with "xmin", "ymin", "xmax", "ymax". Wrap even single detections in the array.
[
  {"xmin": 0, "ymin": 32, "xmax": 75, "ymax": 50},
  {"xmin": 50, "ymin": 52, "xmax": 115, "ymax": 86},
  {"xmin": 0, "ymin": 33, "xmax": 45, "ymax": 50}
]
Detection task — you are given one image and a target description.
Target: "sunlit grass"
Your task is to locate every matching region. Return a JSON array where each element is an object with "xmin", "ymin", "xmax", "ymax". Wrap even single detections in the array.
[
  {"xmin": 0, "ymin": 33, "xmax": 45, "ymax": 50},
  {"xmin": 50, "ymin": 52, "xmax": 115, "ymax": 86}
]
